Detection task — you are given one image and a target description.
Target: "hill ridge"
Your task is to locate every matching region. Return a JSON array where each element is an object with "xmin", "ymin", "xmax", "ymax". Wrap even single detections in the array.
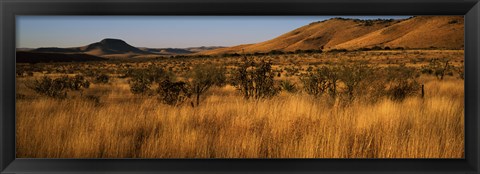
[
  {"xmin": 30, "ymin": 38, "xmax": 224, "ymax": 58},
  {"xmin": 199, "ymin": 16, "xmax": 464, "ymax": 55}
]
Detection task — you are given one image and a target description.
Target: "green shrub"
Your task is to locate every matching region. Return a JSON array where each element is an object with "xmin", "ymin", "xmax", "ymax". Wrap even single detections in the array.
[{"xmin": 189, "ymin": 64, "xmax": 226, "ymax": 106}]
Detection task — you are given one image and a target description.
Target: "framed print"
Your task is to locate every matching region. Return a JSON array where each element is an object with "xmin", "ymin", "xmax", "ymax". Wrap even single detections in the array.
[{"xmin": 1, "ymin": 0, "xmax": 479, "ymax": 173}]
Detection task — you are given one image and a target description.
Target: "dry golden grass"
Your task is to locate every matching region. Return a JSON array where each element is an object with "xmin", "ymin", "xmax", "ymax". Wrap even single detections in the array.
[
  {"xmin": 200, "ymin": 16, "xmax": 463, "ymax": 55},
  {"xmin": 16, "ymin": 76, "xmax": 464, "ymax": 158}
]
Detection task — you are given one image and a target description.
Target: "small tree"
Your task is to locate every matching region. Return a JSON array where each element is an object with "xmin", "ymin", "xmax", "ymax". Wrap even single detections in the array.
[
  {"xmin": 338, "ymin": 61, "xmax": 375, "ymax": 101},
  {"xmin": 231, "ymin": 56, "xmax": 279, "ymax": 99},
  {"xmin": 231, "ymin": 55, "xmax": 254, "ymax": 99},
  {"xmin": 252, "ymin": 60, "xmax": 279, "ymax": 99},
  {"xmin": 128, "ymin": 67, "xmax": 173, "ymax": 95},
  {"xmin": 319, "ymin": 66, "xmax": 340, "ymax": 98},
  {"xmin": 189, "ymin": 64, "xmax": 226, "ymax": 106},
  {"xmin": 301, "ymin": 65, "xmax": 340, "ymax": 98},
  {"xmin": 129, "ymin": 70, "xmax": 154, "ymax": 95},
  {"xmin": 301, "ymin": 70, "xmax": 328, "ymax": 97},
  {"xmin": 423, "ymin": 58, "xmax": 452, "ymax": 80},
  {"xmin": 157, "ymin": 79, "xmax": 191, "ymax": 106}
]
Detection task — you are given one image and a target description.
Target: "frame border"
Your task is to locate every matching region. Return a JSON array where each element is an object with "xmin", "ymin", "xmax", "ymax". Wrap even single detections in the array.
[{"xmin": 1, "ymin": 0, "xmax": 479, "ymax": 173}]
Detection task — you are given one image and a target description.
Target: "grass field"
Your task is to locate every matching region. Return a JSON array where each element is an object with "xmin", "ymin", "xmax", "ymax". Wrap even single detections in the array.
[{"xmin": 16, "ymin": 50, "xmax": 464, "ymax": 158}]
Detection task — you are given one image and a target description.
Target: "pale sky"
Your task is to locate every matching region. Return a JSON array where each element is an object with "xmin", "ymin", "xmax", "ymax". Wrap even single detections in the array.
[{"xmin": 17, "ymin": 16, "xmax": 410, "ymax": 48}]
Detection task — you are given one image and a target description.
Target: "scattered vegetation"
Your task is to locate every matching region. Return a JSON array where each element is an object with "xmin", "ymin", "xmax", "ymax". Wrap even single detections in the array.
[
  {"xmin": 94, "ymin": 74, "xmax": 110, "ymax": 84},
  {"xmin": 25, "ymin": 75, "xmax": 90, "ymax": 99},
  {"xmin": 384, "ymin": 64, "xmax": 421, "ymax": 101},
  {"xmin": 16, "ymin": 49, "xmax": 464, "ymax": 158},
  {"xmin": 449, "ymin": 20, "xmax": 459, "ymax": 24},
  {"xmin": 279, "ymin": 80, "xmax": 297, "ymax": 93},
  {"xmin": 188, "ymin": 64, "xmax": 226, "ymax": 106},
  {"xmin": 231, "ymin": 56, "xmax": 279, "ymax": 99},
  {"xmin": 128, "ymin": 66, "xmax": 173, "ymax": 95},
  {"xmin": 421, "ymin": 58, "xmax": 453, "ymax": 80},
  {"xmin": 157, "ymin": 79, "xmax": 191, "ymax": 106}
]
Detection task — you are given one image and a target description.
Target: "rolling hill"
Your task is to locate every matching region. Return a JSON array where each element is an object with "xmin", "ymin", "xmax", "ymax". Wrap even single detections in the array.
[
  {"xmin": 199, "ymin": 16, "xmax": 464, "ymax": 55},
  {"xmin": 31, "ymin": 38, "xmax": 150, "ymax": 58},
  {"xmin": 22, "ymin": 16, "xmax": 464, "ymax": 59},
  {"xmin": 80, "ymin": 38, "xmax": 149, "ymax": 56},
  {"xmin": 29, "ymin": 38, "xmax": 224, "ymax": 58}
]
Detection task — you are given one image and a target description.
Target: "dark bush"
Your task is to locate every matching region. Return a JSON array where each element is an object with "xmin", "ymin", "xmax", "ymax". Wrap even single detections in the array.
[
  {"xmin": 68, "ymin": 75, "xmax": 90, "ymax": 91},
  {"xmin": 279, "ymin": 80, "xmax": 297, "ymax": 93},
  {"xmin": 26, "ymin": 76, "xmax": 68, "ymax": 99},
  {"xmin": 448, "ymin": 20, "xmax": 458, "ymax": 24},
  {"xmin": 384, "ymin": 64, "xmax": 421, "ymax": 101},
  {"xmin": 388, "ymin": 81, "xmax": 420, "ymax": 101},
  {"xmin": 364, "ymin": 20, "xmax": 374, "ymax": 26},
  {"xmin": 456, "ymin": 64, "xmax": 464, "ymax": 80},
  {"xmin": 328, "ymin": 49, "xmax": 348, "ymax": 53},
  {"xmin": 338, "ymin": 61, "xmax": 375, "ymax": 101},
  {"xmin": 252, "ymin": 60, "xmax": 279, "ymax": 98},
  {"xmin": 26, "ymin": 75, "xmax": 90, "ymax": 99},
  {"xmin": 371, "ymin": 46, "xmax": 383, "ymax": 50},
  {"xmin": 268, "ymin": 50, "xmax": 284, "ymax": 55},
  {"xmin": 301, "ymin": 71, "xmax": 328, "ymax": 97},
  {"xmin": 157, "ymin": 79, "xmax": 191, "ymax": 106},
  {"xmin": 358, "ymin": 47, "xmax": 372, "ymax": 51},
  {"xmin": 231, "ymin": 56, "xmax": 279, "ymax": 99},
  {"xmin": 294, "ymin": 49, "xmax": 322, "ymax": 54},
  {"xmin": 319, "ymin": 66, "xmax": 341, "ymax": 98},
  {"xmin": 94, "ymin": 74, "xmax": 110, "ymax": 84},
  {"xmin": 128, "ymin": 66, "xmax": 173, "ymax": 95},
  {"xmin": 130, "ymin": 78, "xmax": 152, "ymax": 95}
]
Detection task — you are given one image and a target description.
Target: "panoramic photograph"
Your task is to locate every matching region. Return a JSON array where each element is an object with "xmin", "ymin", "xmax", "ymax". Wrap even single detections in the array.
[{"xmin": 16, "ymin": 16, "xmax": 464, "ymax": 158}]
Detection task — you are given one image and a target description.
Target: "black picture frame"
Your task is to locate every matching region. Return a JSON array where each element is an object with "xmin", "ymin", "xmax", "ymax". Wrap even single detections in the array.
[{"xmin": 1, "ymin": 0, "xmax": 479, "ymax": 173}]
